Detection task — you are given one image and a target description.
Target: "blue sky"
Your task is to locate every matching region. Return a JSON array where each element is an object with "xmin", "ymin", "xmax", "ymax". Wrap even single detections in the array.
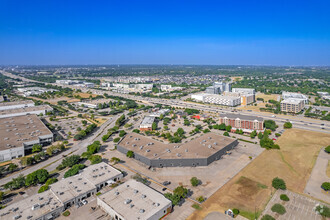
[{"xmin": 0, "ymin": 0, "xmax": 330, "ymax": 65}]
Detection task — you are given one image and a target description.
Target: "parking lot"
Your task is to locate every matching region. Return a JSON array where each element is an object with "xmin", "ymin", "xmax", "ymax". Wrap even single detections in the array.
[{"xmin": 262, "ymin": 190, "xmax": 325, "ymax": 220}]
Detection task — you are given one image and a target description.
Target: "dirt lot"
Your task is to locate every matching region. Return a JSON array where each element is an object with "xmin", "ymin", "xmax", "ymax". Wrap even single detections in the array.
[
  {"xmin": 256, "ymin": 93, "xmax": 280, "ymax": 102},
  {"xmin": 327, "ymin": 161, "xmax": 330, "ymax": 178},
  {"xmin": 188, "ymin": 128, "xmax": 330, "ymax": 220},
  {"xmin": 76, "ymin": 92, "xmax": 98, "ymax": 98}
]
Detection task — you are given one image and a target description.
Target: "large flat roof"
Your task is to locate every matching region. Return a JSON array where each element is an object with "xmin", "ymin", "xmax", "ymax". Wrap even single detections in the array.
[
  {"xmin": 219, "ymin": 113, "xmax": 263, "ymax": 122},
  {"xmin": 0, "ymin": 115, "xmax": 53, "ymax": 151},
  {"xmin": 50, "ymin": 174, "xmax": 96, "ymax": 203},
  {"xmin": 0, "ymin": 105, "xmax": 52, "ymax": 117},
  {"xmin": 119, "ymin": 132, "xmax": 236, "ymax": 160},
  {"xmin": 0, "ymin": 100, "xmax": 34, "ymax": 107},
  {"xmin": 281, "ymin": 98, "xmax": 304, "ymax": 104},
  {"xmin": 140, "ymin": 116, "xmax": 155, "ymax": 126},
  {"xmin": 0, "ymin": 190, "xmax": 63, "ymax": 220},
  {"xmin": 98, "ymin": 179, "xmax": 171, "ymax": 220},
  {"xmin": 81, "ymin": 162, "xmax": 122, "ymax": 186}
]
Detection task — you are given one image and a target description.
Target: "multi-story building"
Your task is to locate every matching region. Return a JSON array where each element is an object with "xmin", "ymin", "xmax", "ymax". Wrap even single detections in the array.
[
  {"xmin": 139, "ymin": 116, "xmax": 155, "ymax": 131},
  {"xmin": 97, "ymin": 179, "xmax": 172, "ymax": 220},
  {"xmin": 282, "ymin": 92, "xmax": 308, "ymax": 104},
  {"xmin": 0, "ymin": 100, "xmax": 34, "ymax": 111},
  {"xmin": 219, "ymin": 113, "xmax": 264, "ymax": 133},
  {"xmin": 205, "ymin": 86, "xmax": 221, "ymax": 94},
  {"xmin": 232, "ymin": 88, "xmax": 255, "ymax": 94},
  {"xmin": 203, "ymin": 95, "xmax": 241, "ymax": 106},
  {"xmin": 281, "ymin": 98, "xmax": 305, "ymax": 113},
  {"xmin": 0, "ymin": 114, "xmax": 53, "ymax": 162}
]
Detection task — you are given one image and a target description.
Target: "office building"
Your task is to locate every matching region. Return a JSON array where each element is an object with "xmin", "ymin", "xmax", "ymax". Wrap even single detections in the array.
[
  {"xmin": 232, "ymin": 88, "xmax": 255, "ymax": 95},
  {"xmin": 281, "ymin": 98, "xmax": 305, "ymax": 113},
  {"xmin": 203, "ymin": 95, "xmax": 241, "ymax": 106},
  {"xmin": 219, "ymin": 113, "xmax": 264, "ymax": 133},
  {"xmin": 97, "ymin": 179, "xmax": 172, "ymax": 220},
  {"xmin": 282, "ymin": 92, "xmax": 308, "ymax": 104}
]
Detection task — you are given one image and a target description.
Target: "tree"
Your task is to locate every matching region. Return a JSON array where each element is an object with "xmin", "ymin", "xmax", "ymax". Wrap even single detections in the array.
[
  {"xmin": 132, "ymin": 129, "xmax": 140, "ymax": 133},
  {"xmin": 89, "ymin": 155, "xmax": 102, "ymax": 164},
  {"xmin": 233, "ymin": 208, "xmax": 239, "ymax": 215},
  {"xmin": 315, "ymin": 205, "xmax": 330, "ymax": 218},
  {"xmin": 0, "ymin": 191, "xmax": 4, "ymax": 202},
  {"xmin": 119, "ymin": 130, "xmax": 127, "ymax": 137},
  {"xmin": 190, "ymin": 177, "xmax": 200, "ymax": 186},
  {"xmin": 261, "ymin": 215, "xmax": 275, "ymax": 220},
  {"xmin": 258, "ymin": 132, "xmax": 263, "ymax": 139},
  {"xmin": 32, "ymin": 144, "xmax": 42, "ymax": 153},
  {"xmin": 102, "ymin": 134, "xmax": 110, "ymax": 142},
  {"xmin": 280, "ymin": 194, "xmax": 290, "ymax": 201},
  {"xmin": 62, "ymin": 155, "xmax": 81, "ymax": 168},
  {"xmin": 4, "ymin": 174, "xmax": 26, "ymax": 190},
  {"xmin": 324, "ymin": 145, "xmax": 330, "ymax": 153},
  {"xmin": 159, "ymin": 114, "xmax": 164, "ymax": 120},
  {"xmin": 219, "ymin": 123, "xmax": 226, "ymax": 130},
  {"xmin": 321, "ymin": 182, "xmax": 330, "ymax": 191},
  {"xmin": 35, "ymin": 169, "xmax": 49, "ymax": 183},
  {"xmin": 110, "ymin": 157, "xmax": 121, "ymax": 164},
  {"xmin": 250, "ymin": 130, "xmax": 257, "ymax": 138},
  {"xmin": 38, "ymin": 185, "xmax": 49, "ymax": 193},
  {"xmin": 272, "ymin": 177, "xmax": 286, "ymax": 190},
  {"xmin": 114, "ymin": 137, "xmax": 120, "ymax": 143},
  {"xmin": 284, "ymin": 122, "xmax": 292, "ymax": 129},
  {"xmin": 64, "ymin": 164, "xmax": 85, "ymax": 178},
  {"xmin": 197, "ymin": 196, "xmax": 205, "ymax": 202},
  {"xmin": 264, "ymin": 120, "xmax": 277, "ymax": 131},
  {"xmin": 173, "ymin": 186, "xmax": 188, "ymax": 198},
  {"xmin": 87, "ymin": 142, "xmax": 101, "ymax": 154},
  {"xmin": 20, "ymin": 156, "xmax": 34, "ymax": 166},
  {"xmin": 203, "ymin": 129, "xmax": 210, "ymax": 133},
  {"xmin": 271, "ymin": 204, "xmax": 286, "ymax": 215},
  {"xmin": 7, "ymin": 163, "xmax": 18, "ymax": 172},
  {"xmin": 126, "ymin": 151, "xmax": 134, "ymax": 158},
  {"xmin": 223, "ymin": 132, "xmax": 230, "ymax": 137},
  {"xmin": 45, "ymin": 178, "xmax": 58, "ymax": 185},
  {"xmin": 225, "ymin": 125, "xmax": 232, "ymax": 132},
  {"xmin": 152, "ymin": 122, "xmax": 157, "ymax": 131},
  {"xmin": 164, "ymin": 193, "xmax": 181, "ymax": 206}
]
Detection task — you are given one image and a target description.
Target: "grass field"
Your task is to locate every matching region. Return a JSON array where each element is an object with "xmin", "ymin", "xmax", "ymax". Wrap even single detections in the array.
[
  {"xmin": 256, "ymin": 93, "xmax": 280, "ymax": 102},
  {"xmin": 188, "ymin": 129, "xmax": 330, "ymax": 220},
  {"xmin": 76, "ymin": 92, "xmax": 97, "ymax": 98}
]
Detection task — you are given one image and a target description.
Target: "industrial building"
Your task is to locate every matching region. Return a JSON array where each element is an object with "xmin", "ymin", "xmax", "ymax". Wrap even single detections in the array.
[
  {"xmin": 0, "ymin": 114, "xmax": 53, "ymax": 162},
  {"xmin": 139, "ymin": 116, "xmax": 155, "ymax": 131},
  {"xmin": 149, "ymin": 109, "xmax": 170, "ymax": 117},
  {"xmin": 97, "ymin": 179, "xmax": 172, "ymax": 220},
  {"xmin": 0, "ymin": 162, "xmax": 123, "ymax": 219},
  {"xmin": 0, "ymin": 105, "xmax": 53, "ymax": 118},
  {"xmin": 280, "ymin": 98, "xmax": 305, "ymax": 113},
  {"xmin": 219, "ymin": 113, "xmax": 264, "ymax": 133},
  {"xmin": 117, "ymin": 132, "xmax": 238, "ymax": 167},
  {"xmin": 17, "ymin": 87, "xmax": 57, "ymax": 97},
  {"xmin": 191, "ymin": 93, "xmax": 241, "ymax": 106},
  {"xmin": 282, "ymin": 91, "xmax": 308, "ymax": 104},
  {"xmin": 0, "ymin": 100, "xmax": 34, "ymax": 111},
  {"xmin": 160, "ymin": 85, "xmax": 183, "ymax": 92}
]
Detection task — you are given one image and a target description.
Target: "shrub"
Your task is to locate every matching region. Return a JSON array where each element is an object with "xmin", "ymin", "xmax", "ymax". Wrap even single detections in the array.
[
  {"xmin": 275, "ymin": 133, "xmax": 281, "ymax": 137},
  {"xmin": 126, "ymin": 151, "xmax": 134, "ymax": 158},
  {"xmin": 96, "ymin": 192, "xmax": 102, "ymax": 196},
  {"xmin": 190, "ymin": 177, "xmax": 200, "ymax": 186},
  {"xmin": 232, "ymin": 208, "xmax": 239, "ymax": 215},
  {"xmin": 89, "ymin": 155, "xmax": 102, "ymax": 164},
  {"xmin": 45, "ymin": 178, "xmax": 58, "ymax": 185},
  {"xmin": 192, "ymin": 204, "xmax": 201, "ymax": 210},
  {"xmin": 315, "ymin": 205, "xmax": 330, "ymax": 218},
  {"xmin": 62, "ymin": 155, "xmax": 80, "ymax": 168},
  {"xmin": 62, "ymin": 210, "xmax": 70, "ymax": 217},
  {"xmin": 321, "ymin": 182, "xmax": 330, "ymax": 191},
  {"xmin": 223, "ymin": 132, "xmax": 230, "ymax": 137},
  {"xmin": 280, "ymin": 194, "xmax": 290, "ymax": 201},
  {"xmin": 325, "ymin": 145, "xmax": 330, "ymax": 153},
  {"xmin": 271, "ymin": 204, "xmax": 286, "ymax": 215},
  {"xmin": 197, "ymin": 196, "xmax": 205, "ymax": 202},
  {"xmin": 38, "ymin": 185, "xmax": 49, "ymax": 193},
  {"xmin": 261, "ymin": 214, "xmax": 275, "ymax": 220},
  {"xmin": 283, "ymin": 122, "xmax": 292, "ymax": 129},
  {"xmin": 272, "ymin": 177, "xmax": 286, "ymax": 190},
  {"xmin": 64, "ymin": 164, "xmax": 85, "ymax": 178},
  {"xmin": 114, "ymin": 137, "xmax": 120, "ymax": 143}
]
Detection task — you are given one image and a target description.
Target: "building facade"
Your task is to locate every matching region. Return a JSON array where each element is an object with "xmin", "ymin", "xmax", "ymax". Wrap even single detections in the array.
[
  {"xmin": 203, "ymin": 95, "xmax": 241, "ymax": 106},
  {"xmin": 139, "ymin": 116, "xmax": 155, "ymax": 131},
  {"xmin": 280, "ymin": 98, "xmax": 305, "ymax": 113},
  {"xmin": 219, "ymin": 113, "xmax": 264, "ymax": 133}
]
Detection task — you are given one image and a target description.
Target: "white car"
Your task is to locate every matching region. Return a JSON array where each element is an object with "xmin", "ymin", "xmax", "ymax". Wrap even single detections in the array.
[{"xmin": 82, "ymin": 200, "xmax": 88, "ymax": 205}]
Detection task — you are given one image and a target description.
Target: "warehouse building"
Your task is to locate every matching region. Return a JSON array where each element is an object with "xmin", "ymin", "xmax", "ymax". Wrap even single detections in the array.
[
  {"xmin": 219, "ymin": 113, "xmax": 264, "ymax": 133},
  {"xmin": 203, "ymin": 94, "xmax": 241, "ymax": 106},
  {"xmin": 0, "ymin": 162, "xmax": 123, "ymax": 219},
  {"xmin": 117, "ymin": 132, "xmax": 238, "ymax": 167},
  {"xmin": 139, "ymin": 116, "xmax": 155, "ymax": 131},
  {"xmin": 0, "ymin": 105, "xmax": 53, "ymax": 118},
  {"xmin": 97, "ymin": 179, "xmax": 172, "ymax": 220},
  {"xmin": 0, "ymin": 100, "xmax": 34, "ymax": 111},
  {"xmin": 280, "ymin": 98, "xmax": 305, "ymax": 113},
  {"xmin": 0, "ymin": 114, "xmax": 53, "ymax": 162}
]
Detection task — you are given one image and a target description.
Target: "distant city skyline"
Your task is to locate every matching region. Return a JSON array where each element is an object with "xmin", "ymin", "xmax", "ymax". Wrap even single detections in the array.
[{"xmin": 1, "ymin": 0, "xmax": 330, "ymax": 65}]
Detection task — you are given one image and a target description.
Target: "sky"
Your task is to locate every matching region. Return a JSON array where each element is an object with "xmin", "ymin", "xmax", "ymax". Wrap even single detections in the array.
[{"xmin": 0, "ymin": 0, "xmax": 330, "ymax": 66}]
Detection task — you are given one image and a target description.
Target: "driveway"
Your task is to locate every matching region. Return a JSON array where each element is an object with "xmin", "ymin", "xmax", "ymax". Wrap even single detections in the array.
[{"xmin": 304, "ymin": 148, "xmax": 330, "ymax": 203}]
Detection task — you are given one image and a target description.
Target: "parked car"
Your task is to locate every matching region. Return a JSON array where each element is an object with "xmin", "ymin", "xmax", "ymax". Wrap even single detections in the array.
[
  {"xmin": 162, "ymin": 188, "xmax": 167, "ymax": 191},
  {"xmin": 163, "ymin": 181, "xmax": 171, "ymax": 186}
]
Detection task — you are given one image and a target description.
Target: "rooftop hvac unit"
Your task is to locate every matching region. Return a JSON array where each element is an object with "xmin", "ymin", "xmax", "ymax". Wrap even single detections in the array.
[
  {"xmin": 214, "ymin": 142, "xmax": 217, "ymax": 145},
  {"xmin": 141, "ymin": 194, "xmax": 146, "ymax": 198},
  {"xmin": 115, "ymin": 191, "xmax": 119, "ymax": 195},
  {"xmin": 130, "ymin": 204, "xmax": 134, "ymax": 208},
  {"xmin": 134, "ymin": 189, "xmax": 138, "ymax": 194},
  {"xmin": 124, "ymin": 199, "xmax": 132, "ymax": 204},
  {"xmin": 185, "ymin": 149, "xmax": 188, "ymax": 152},
  {"xmin": 139, "ymin": 209, "xmax": 145, "ymax": 213},
  {"xmin": 146, "ymin": 149, "xmax": 150, "ymax": 152}
]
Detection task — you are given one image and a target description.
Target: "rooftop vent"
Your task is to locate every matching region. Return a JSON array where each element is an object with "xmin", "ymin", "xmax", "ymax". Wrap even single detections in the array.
[
  {"xmin": 134, "ymin": 189, "xmax": 138, "ymax": 194},
  {"xmin": 213, "ymin": 142, "xmax": 217, "ymax": 145},
  {"xmin": 139, "ymin": 209, "xmax": 145, "ymax": 213},
  {"xmin": 115, "ymin": 191, "xmax": 119, "ymax": 195},
  {"xmin": 141, "ymin": 194, "xmax": 146, "ymax": 198},
  {"xmin": 124, "ymin": 199, "xmax": 132, "ymax": 204},
  {"xmin": 146, "ymin": 149, "xmax": 150, "ymax": 152}
]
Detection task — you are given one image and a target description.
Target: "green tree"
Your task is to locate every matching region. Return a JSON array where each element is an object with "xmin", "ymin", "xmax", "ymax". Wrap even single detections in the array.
[
  {"xmin": 223, "ymin": 132, "xmax": 230, "ymax": 137},
  {"xmin": 7, "ymin": 163, "xmax": 18, "ymax": 172},
  {"xmin": 110, "ymin": 157, "xmax": 121, "ymax": 164},
  {"xmin": 114, "ymin": 137, "xmax": 120, "ymax": 143},
  {"xmin": 152, "ymin": 122, "xmax": 157, "ymax": 131},
  {"xmin": 89, "ymin": 155, "xmax": 102, "ymax": 164},
  {"xmin": 32, "ymin": 144, "xmax": 42, "ymax": 153},
  {"xmin": 264, "ymin": 120, "xmax": 277, "ymax": 131},
  {"xmin": 219, "ymin": 123, "xmax": 226, "ymax": 130},
  {"xmin": 190, "ymin": 177, "xmax": 200, "ymax": 186},
  {"xmin": 261, "ymin": 214, "xmax": 275, "ymax": 220},
  {"xmin": 272, "ymin": 177, "xmax": 286, "ymax": 190},
  {"xmin": 258, "ymin": 132, "xmax": 263, "ymax": 139},
  {"xmin": 0, "ymin": 191, "xmax": 4, "ymax": 202},
  {"xmin": 271, "ymin": 204, "xmax": 286, "ymax": 215},
  {"xmin": 284, "ymin": 122, "xmax": 292, "ymax": 129},
  {"xmin": 280, "ymin": 194, "xmax": 290, "ymax": 201},
  {"xmin": 38, "ymin": 185, "xmax": 49, "ymax": 193},
  {"xmin": 132, "ymin": 129, "xmax": 140, "ymax": 133},
  {"xmin": 64, "ymin": 164, "xmax": 85, "ymax": 178},
  {"xmin": 324, "ymin": 145, "xmax": 330, "ymax": 153},
  {"xmin": 321, "ymin": 182, "xmax": 330, "ymax": 191},
  {"xmin": 126, "ymin": 151, "xmax": 134, "ymax": 158},
  {"xmin": 62, "ymin": 155, "xmax": 81, "ymax": 168},
  {"xmin": 164, "ymin": 193, "xmax": 181, "ymax": 206},
  {"xmin": 45, "ymin": 178, "xmax": 58, "ymax": 185},
  {"xmin": 225, "ymin": 125, "xmax": 232, "ymax": 132},
  {"xmin": 173, "ymin": 186, "xmax": 188, "ymax": 198},
  {"xmin": 119, "ymin": 130, "xmax": 127, "ymax": 137}
]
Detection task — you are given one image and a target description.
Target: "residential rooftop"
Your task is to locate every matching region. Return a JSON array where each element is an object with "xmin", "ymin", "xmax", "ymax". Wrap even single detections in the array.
[
  {"xmin": 0, "ymin": 115, "xmax": 53, "ymax": 151},
  {"xmin": 119, "ymin": 132, "xmax": 236, "ymax": 160},
  {"xmin": 98, "ymin": 179, "xmax": 172, "ymax": 220}
]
